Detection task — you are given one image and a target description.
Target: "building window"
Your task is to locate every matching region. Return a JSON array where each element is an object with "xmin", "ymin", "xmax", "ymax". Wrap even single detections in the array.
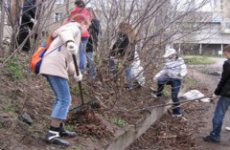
[
  {"xmin": 221, "ymin": 21, "xmax": 230, "ymax": 34},
  {"xmin": 54, "ymin": 13, "xmax": 62, "ymax": 22},
  {"xmin": 225, "ymin": 22, "xmax": 230, "ymax": 29},
  {"xmin": 55, "ymin": 0, "xmax": 64, "ymax": 4}
]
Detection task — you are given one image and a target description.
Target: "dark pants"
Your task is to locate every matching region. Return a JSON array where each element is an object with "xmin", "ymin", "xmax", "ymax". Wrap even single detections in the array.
[
  {"xmin": 109, "ymin": 57, "xmax": 117, "ymax": 74},
  {"xmin": 209, "ymin": 96, "xmax": 230, "ymax": 141},
  {"xmin": 17, "ymin": 26, "xmax": 31, "ymax": 52},
  {"xmin": 86, "ymin": 52, "xmax": 97, "ymax": 79},
  {"xmin": 157, "ymin": 77, "xmax": 182, "ymax": 115}
]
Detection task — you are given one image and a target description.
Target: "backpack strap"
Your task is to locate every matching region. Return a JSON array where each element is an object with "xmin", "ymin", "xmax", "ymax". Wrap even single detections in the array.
[{"xmin": 45, "ymin": 33, "xmax": 54, "ymax": 49}]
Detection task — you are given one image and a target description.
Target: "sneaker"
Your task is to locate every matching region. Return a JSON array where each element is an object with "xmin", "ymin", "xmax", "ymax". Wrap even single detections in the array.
[
  {"xmin": 45, "ymin": 130, "xmax": 70, "ymax": 147},
  {"xmin": 225, "ymin": 126, "xmax": 230, "ymax": 131},
  {"xmin": 172, "ymin": 113, "xmax": 183, "ymax": 118},
  {"xmin": 203, "ymin": 135, "xmax": 220, "ymax": 143},
  {"xmin": 60, "ymin": 124, "xmax": 77, "ymax": 138},
  {"xmin": 151, "ymin": 91, "xmax": 162, "ymax": 98},
  {"xmin": 60, "ymin": 129, "xmax": 77, "ymax": 138}
]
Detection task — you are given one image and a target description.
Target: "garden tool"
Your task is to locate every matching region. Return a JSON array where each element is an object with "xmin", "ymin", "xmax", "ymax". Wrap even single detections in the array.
[{"xmin": 70, "ymin": 55, "xmax": 100, "ymax": 114}]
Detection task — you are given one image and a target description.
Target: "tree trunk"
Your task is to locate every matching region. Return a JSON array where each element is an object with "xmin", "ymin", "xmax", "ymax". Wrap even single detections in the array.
[
  {"xmin": 0, "ymin": 0, "xmax": 5, "ymax": 48},
  {"xmin": 9, "ymin": 0, "xmax": 23, "ymax": 52}
]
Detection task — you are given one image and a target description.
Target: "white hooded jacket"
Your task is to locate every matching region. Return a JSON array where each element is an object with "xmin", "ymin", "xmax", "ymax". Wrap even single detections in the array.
[{"xmin": 154, "ymin": 57, "xmax": 187, "ymax": 81}]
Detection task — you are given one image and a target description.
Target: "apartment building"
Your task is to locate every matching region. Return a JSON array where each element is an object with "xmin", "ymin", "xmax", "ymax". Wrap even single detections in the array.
[
  {"xmin": 41, "ymin": 0, "xmax": 75, "ymax": 35},
  {"xmin": 0, "ymin": 0, "xmax": 76, "ymax": 39},
  {"xmin": 174, "ymin": 0, "xmax": 230, "ymax": 56}
]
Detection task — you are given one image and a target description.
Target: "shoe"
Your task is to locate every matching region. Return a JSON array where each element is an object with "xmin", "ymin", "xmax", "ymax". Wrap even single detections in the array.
[
  {"xmin": 172, "ymin": 113, "xmax": 183, "ymax": 118},
  {"xmin": 60, "ymin": 129, "xmax": 77, "ymax": 138},
  {"xmin": 203, "ymin": 135, "xmax": 220, "ymax": 143},
  {"xmin": 45, "ymin": 130, "xmax": 70, "ymax": 147},
  {"xmin": 151, "ymin": 91, "xmax": 162, "ymax": 98},
  {"xmin": 225, "ymin": 126, "xmax": 230, "ymax": 131},
  {"xmin": 172, "ymin": 108, "xmax": 182, "ymax": 118},
  {"xmin": 60, "ymin": 124, "xmax": 77, "ymax": 138}
]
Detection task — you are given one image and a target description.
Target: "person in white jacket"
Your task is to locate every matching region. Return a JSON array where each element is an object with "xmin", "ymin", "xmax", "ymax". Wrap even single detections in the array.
[
  {"xmin": 39, "ymin": 15, "xmax": 90, "ymax": 146},
  {"xmin": 153, "ymin": 48, "xmax": 187, "ymax": 117},
  {"xmin": 125, "ymin": 41, "xmax": 145, "ymax": 89}
]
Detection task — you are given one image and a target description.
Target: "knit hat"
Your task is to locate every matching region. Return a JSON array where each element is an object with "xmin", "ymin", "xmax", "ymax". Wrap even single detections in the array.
[{"xmin": 163, "ymin": 48, "xmax": 177, "ymax": 58}]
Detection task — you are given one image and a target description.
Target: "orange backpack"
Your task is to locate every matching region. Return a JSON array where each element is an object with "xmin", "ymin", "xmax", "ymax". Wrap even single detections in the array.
[{"xmin": 30, "ymin": 34, "xmax": 54, "ymax": 74}]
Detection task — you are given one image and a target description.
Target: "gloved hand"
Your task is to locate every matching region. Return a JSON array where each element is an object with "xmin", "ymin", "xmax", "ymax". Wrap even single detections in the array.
[
  {"xmin": 74, "ymin": 72, "xmax": 83, "ymax": 82},
  {"xmin": 212, "ymin": 94, "xmax": 217, "ymax": 99},
  {"xmin": 30, "ymin": 18, "xmax": 37, "ymax": 24},
  {"xmin": 179, "ymin": 71, "xmax": 187, "ymax": 77},
  {"xmin": 154, "ymin": 71, "xmax": 164, "ymax": 82},
  {"xmin": 66, "ymin": 41, "xmax": 77, "ymax": 54}
]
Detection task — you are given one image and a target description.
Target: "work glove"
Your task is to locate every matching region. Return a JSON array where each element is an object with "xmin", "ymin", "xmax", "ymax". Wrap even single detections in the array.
[
  {"xmin": 66, "ymin": 41, "xmax": 77, "ymax": 54},
  {"xmin": 30, "ymin": 18, "xmax": 37, "ymax": 25},
  {"xmin": 179, "ymin": 70, "xmax": 187, "ymax": 77},
  {"xmin": 74, "ymin": 72, "xmax": 83, "ymax": 82}
]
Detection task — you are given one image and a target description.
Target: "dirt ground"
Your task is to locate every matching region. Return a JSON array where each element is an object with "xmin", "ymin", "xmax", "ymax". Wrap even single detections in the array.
[{"xmin": 128, "ymin": 58, "xmax": 230, "ymax": 150}]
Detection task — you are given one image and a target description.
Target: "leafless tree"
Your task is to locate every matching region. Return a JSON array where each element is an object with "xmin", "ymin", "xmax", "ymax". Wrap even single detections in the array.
[
  {"xmin": 0, "ymin": 0, "xmax": 211, "ymax": 111},
  {"xmin": 89, "ymin": 0, "xmax": 211, "ymax": 110},
  {"xmin": 0, "ymin": 0, "xmax": 6, "ymax": 49}
]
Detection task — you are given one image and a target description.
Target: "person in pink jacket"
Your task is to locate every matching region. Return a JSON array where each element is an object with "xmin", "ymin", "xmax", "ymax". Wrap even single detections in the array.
[
  {"xmin": 68, "ymin": 0, "xmax": 91, "ymax": 72},
  {"xmin": 40, "ymin": 15, "xmax": 90, "ymax": 147}
]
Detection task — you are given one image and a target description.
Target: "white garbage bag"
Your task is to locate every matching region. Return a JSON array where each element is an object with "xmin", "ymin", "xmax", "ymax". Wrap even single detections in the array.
[
  {"xmin": 130, "ymin": 50, "xmax": 145, "ymax": 86},
  {"xmin": 182, "ymin": 90, "xmax": 205, "ymax": 100},
  {"xmin": 182, "ymin": 90, "xmax": 210, "ymax": 103}
]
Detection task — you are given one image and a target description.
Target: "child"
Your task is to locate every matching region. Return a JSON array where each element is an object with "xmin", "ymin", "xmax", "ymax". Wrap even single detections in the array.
[
  {"xmin": 39, "ymin": 15, "xmax": 90, "ymax": 146},
  {"xmin": 125, "ymin": 41, "xmax": 145, "ymax": 89},
  {"xmin": 109, "ymin": 22, "xmax": 145, "ymax": 89},
  {"xmin": 203, "ymin": 45, "xmax": 230, "ymax": 143},
  {"xmin": 153, "ymin": 47, "xmax": 187, "ymax": 117}
]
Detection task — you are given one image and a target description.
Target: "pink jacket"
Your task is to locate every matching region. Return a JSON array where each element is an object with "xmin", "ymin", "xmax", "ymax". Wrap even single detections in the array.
[
  {"xmin": 40, "ymin": 22, "xmax": 82, "ymax": 80},
  {"xmin": 68, "ymin": 7, "xmax": 90, "ymax": 38}
]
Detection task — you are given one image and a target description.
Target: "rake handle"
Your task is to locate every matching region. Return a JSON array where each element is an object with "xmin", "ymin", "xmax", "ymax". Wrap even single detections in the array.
[{"xmin": 72, "ymin": 54, "xmax": 84, "ymax": 105}]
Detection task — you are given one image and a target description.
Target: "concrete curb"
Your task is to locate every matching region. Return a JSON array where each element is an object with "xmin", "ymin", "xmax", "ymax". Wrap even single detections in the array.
[{"xmin": 106, "ymin": 102, "xmax": 170, "ymax": 150}]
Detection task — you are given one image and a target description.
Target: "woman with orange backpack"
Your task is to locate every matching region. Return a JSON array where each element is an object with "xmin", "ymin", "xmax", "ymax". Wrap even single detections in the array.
[{"xmin": 39, "ymin": 15, "xmax": 90, "ymax": 147}]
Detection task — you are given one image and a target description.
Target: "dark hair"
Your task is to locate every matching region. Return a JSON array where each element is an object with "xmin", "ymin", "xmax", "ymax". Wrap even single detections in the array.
[
  {"xmin": 224, "ymin": 45, "xmax": 230, "ymax": 52},
  {"xmin": 75, "ymin": 0, "xmax": 86, "ymax": 8}
]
